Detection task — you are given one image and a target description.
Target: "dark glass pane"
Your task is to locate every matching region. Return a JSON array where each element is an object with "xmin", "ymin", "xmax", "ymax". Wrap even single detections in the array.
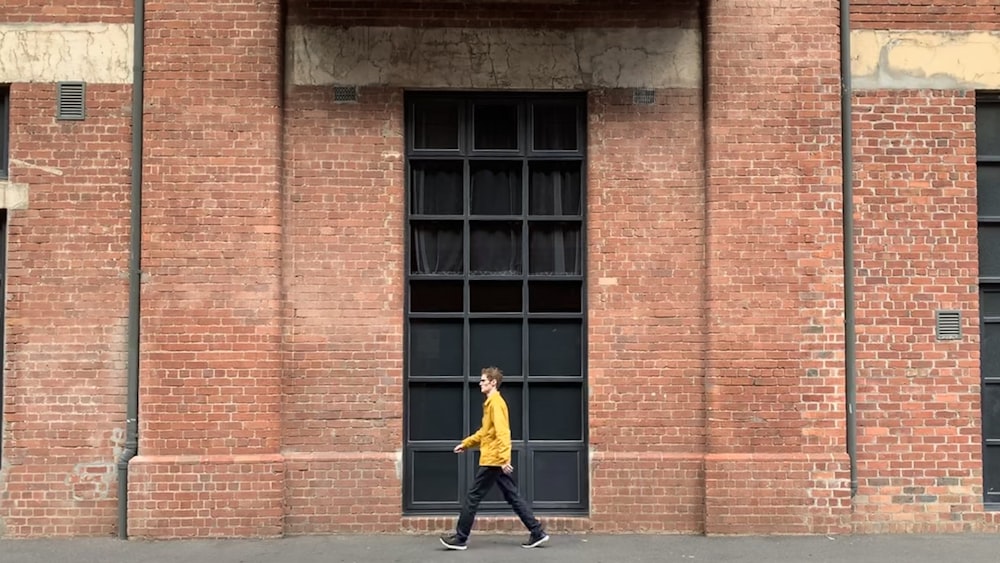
[
  {"xmin": 985, "ymin": 445, "xmax": 1000, "ymax": 499},
  {"xmin": 529, "ymin": 281, "xmax": 581, "ymax": 313},
  {"xmin": 985, "ymin": 383, "xmax": 1000, "ymax": 436},
  {"xmin": 533, "ymin": 451, "xmax": 581, "ymax": 502},
  {"xmin": 410, "ymin": 320, "xmax": 463, "ymax": 376},
  {"xmin": 984, "ymin": 291, "xmax": 1000, "ymax": 317},
  {"xmin": 471, "ymin": 281, "xmax": 522, "ymax": 313},
  {"xmin": 533, "ymin": 103, "xmax": 577, "ymax": 151},
  {"xmin": 411, "ymin": 221, "xmax": 463, "ymax": 275},
  {"xmin": 471, "ymin": 450, "xmax": 521, "ymax": 502},
  {"xmin": 528, "ymin": 383, "xmax": 583, "ymax": 440},
  {"xmin": 978, "ymin": 104, "xmax": 1000, "ymax": 157},
  {"xmin": 471, "ymin": 161, "xmax": 522, "ymax": 215},
  {"xmin": 474, "ymin": 103, "xmax": 518, "ymax": 150},
  {"xmin": 412, "ymin": 451, "xmax": 461, "ymax": 503},
  {"xmin": 411, "ymin": 280, "xmax": 463, "ymax": 313},
  {"xmin": 411, "ymin": 161, "xmax": 462, "ymax": 215},
  {"xmin": 469, "ymin": 382, "xmax": 522, "ymax": 440},
  {"xmin": 529, "ymin": 321, "xmax": 582, "ymax": 377},
  {"xmin": 1, "ymin": 89, "xmax": 7, "ymax": 175},
  {"xmin": 470, "ymin": 320, "xmax": 521, "ymax": 377},
  {"xmin": 413, "ymin": 101, "xmax": 460, "ymax": 150},
  {"xmin": 980, "ymin": 225, "xmax": 1000, "ymax": 277},
  {"xmin": 409, "ymin": 383, "xmax": 463, "ymax": 440},
  {"xmin": 984, "ymin": 323, "xmax": 1000, "ymax": 379},
  {"xmin": 529, "ymin": 222, "xmax": 582, "ymax": 275},
  {"xmin": 529, "ymin": 162, "xmax": 582, "ymax": 216},
  {"xmin": 470, "ymin": 221, "xmax": 522, "ymax": 275}
]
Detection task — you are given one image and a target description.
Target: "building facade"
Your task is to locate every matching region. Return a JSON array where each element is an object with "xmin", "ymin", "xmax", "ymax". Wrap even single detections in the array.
[{"xmin": 0, "ymin": 0, "xmax": 999, "ymax": 538}]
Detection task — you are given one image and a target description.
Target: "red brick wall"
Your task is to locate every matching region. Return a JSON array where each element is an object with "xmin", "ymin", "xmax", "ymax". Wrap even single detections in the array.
[
  {"xmin": 280, "ymin": 86, "xmax": 405, "ymax": 533},
  {"xmin": 8, "ymin": 0, "xmax": 1000, "ymax": 539},
  {"xmin": 850, "ymin": 90, "xmax": 994, "ymax": 532},
  {"xmin": 127, "ymin": 0, "xmax": 286, "ymax": 538},
  {"xmin": 703, "ymin": 0, "xmax": 851, "ymax": 533},
  {"xmin": 280, "ymin": 0, "xmax": 709, "ymax": 535},
  {"xmin": 852, "ymin": 1, "xmax": 1000, "ymax": 30},
  {"xmin": 0, "ymin": 83, "xmax": 131, "ymax": 536},
  {"xmin": 587, "ymin": 88, "xmax": 706, "ymax": 532},
  {"xmin": 0, "ymin": 2, "xmax": 129, "ymax": 23}
]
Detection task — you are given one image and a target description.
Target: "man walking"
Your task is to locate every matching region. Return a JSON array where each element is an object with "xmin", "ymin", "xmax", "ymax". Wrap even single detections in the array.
[{"xmin": 439, "ymin": 366, "xmax": 549, "ymax": 551}]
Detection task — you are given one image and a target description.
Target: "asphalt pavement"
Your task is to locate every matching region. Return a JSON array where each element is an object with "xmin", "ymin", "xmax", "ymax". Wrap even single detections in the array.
[{"xmin": 2, "ymin": 533, "xmax": 999, "ymax": 563}]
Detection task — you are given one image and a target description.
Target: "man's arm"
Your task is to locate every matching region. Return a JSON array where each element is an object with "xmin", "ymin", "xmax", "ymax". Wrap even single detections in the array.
[
  {"xmin": 491, "ymin": 401, "xmax": 512, "ymax": 467},
  {"xmin": 457, "ymin": 405, "xmax": 492, "ymax": 452},
  {"xmin": 459, "ymin": 426, "xmax": 485, "ymax": 451}
]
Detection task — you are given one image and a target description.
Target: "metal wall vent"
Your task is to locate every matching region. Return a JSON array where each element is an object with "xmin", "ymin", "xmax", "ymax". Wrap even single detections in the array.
[
  {"xmin": 935, "ymin": 310, "xmax": 961, "ymax": 341},
  {"xmin": 57, "ymin": 82, "xmax": 86, "ymax": 120},
  {"xmin": 333, "ymin": 85, "xmax": 358, "ymax": 103},
  {"xmin": 633, "ymin": 88, "xmax": 655, "ymax": 105}
]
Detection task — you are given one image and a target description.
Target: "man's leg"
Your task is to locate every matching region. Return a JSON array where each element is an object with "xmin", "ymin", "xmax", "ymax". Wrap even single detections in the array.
[
  {"xmin": 495, "ymin": 471, "xmax": 545, "ymax": 538},
  {"xmin": 455, "ymin": 466, "xmax": 499, "ymax": 542}
]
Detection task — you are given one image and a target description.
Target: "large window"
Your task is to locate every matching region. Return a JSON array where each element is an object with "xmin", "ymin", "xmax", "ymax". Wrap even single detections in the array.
[
  {"xmin": 1, "ymin": 86, "xmax": 9, "ymax": 178},
  {"xmin": 978, "ymin": 94, "xmax": 1000, "ymax": 506},
  {"xmin": 0, "ymin": 209, "xmax": 6, "ymax": 463},
  {"xmin": 0, "ymin": 87, "xmax": 7, "ymax": 462},
  {"xmin": 403, "ymin": 93, "xmax": 588, "ymax": 514}
]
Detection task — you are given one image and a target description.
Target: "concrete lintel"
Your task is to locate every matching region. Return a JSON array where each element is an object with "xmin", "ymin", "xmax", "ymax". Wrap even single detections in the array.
[{"xmin": 290, "ymin": 25, "xmax": 701, "ymax": 90}]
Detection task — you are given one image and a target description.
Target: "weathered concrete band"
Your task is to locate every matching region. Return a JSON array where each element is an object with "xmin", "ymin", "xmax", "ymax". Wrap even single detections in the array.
[
  {"xmin": 5, "ymin": 24, "xmax": 999, "ymax": 91},
  {"xmin": 288, "ymin": 25, "xmax": 702, "ymax": 89}
]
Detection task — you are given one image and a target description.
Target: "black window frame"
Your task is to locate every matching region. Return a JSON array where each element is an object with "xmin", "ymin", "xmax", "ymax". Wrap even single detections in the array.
[
  {"xmin": 0, "ymin": 85, "xmax": 9, "ymax": 179},
  {"xmin": 977, "ymin": 93, "xmax": 1000, "ymax": 509},
  {"xmin": 402, "ymin": 91, "xmax": 589, "ymax": 515},
  {"xmin": 0, "ymin": 87, "xmax": 7, "ymax": 463},
  {"xmin": 0, "ymin": 209, "xmax": 6, "ymax": 464}
]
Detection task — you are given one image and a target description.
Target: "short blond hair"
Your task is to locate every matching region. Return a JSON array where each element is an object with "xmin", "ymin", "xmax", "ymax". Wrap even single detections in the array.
[{"xmin": 481, "ymin": 366, "xmax": 503, "ymax": 387}]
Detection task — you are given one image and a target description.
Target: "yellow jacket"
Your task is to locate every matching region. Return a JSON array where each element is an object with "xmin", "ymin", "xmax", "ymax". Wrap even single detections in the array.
[{"xmin": 461, "ymin": 391, "xmax": 511, "ymax": 466}]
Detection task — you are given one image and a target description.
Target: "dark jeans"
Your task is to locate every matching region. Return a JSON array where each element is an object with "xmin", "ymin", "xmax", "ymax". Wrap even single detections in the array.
[{"xmin": 455, "ymin": 466, "xmax": 544, "ymax": 541}]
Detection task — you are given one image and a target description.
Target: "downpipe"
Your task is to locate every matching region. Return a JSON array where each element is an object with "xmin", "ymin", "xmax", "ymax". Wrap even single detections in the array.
[
  {"xmin": 117, "ymin": 0, "xmax": 145, "ymax": 539},
  {"xmin": 840, "ymin": 0, "xmax": 858, "ymax": 497}
]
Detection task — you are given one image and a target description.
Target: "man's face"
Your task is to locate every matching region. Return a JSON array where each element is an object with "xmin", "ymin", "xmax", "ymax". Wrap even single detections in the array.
[{"xmin": 479, "ymin": 374, "xmax": 496, "ymax": 395}]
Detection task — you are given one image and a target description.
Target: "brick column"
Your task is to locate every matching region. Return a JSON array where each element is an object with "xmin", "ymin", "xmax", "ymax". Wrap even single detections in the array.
[
  {"xmin": 703, "ymin": 0, "xmax": 851, "ymax": 533},
  {"xmin": 128, "ymin": 0, "xmax": 285, "ymax": 538}
]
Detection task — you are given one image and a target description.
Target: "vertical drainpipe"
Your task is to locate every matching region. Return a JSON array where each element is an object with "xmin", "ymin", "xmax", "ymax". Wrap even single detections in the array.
[
  {"xmin": 117, "ymin": 0, "xmax": 144, "ymax": 539},
  {"xmin": 840, "ymin": 0, "xmax": 858, "ymax": 498}
]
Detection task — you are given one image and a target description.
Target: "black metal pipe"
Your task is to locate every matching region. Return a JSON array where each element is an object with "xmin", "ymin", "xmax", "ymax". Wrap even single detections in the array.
[
  {"xmin": 840, "ymin": 0, "xmax": 858, "ymax": 498},
  {"xmin": 117, "ymin": 0, "xmax": 144, "ymax": 539}
]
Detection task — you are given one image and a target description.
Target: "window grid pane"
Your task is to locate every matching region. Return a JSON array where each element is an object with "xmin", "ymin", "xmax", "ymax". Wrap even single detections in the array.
[
  {"xmin": 978, "ymin": 98, "xmax": 1000, "ymax": 506},
  {"xmin": 0, "ymin": 87, "xmax": 8, "ymax": 178},
  {"xmin": 406, "ymin": 93, "xmax": 586, "ymax": 513}
]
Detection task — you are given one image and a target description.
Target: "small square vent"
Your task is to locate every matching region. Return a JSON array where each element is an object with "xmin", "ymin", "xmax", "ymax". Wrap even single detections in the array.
[
  {"xmin": 633, "ymin": 88, "xmax": 655, "ymax": 105},
  {"xmin": 57, "ymin": 81, "xmax": 86, "ymax": 120},
  {"xmin": 935, "ymin": 310, "xmax": 961, "ymax": 341},
  {"xmin": 333, "ymin": 85, "xmax": 358, "ymax": 103}
]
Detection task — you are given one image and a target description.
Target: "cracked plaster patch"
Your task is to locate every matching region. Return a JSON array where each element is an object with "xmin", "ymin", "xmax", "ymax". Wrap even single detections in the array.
[
  {"xmin": 290, "ymin": 26, "xmax": 700, "ymax": 89},
  {"xmin": 0, "ymin": 23, "xmax": 132, "ymax": 83},
  {"xmin": 0, "ymin": 181, "xmax": 28, "ymax": 210},
  {"xmin": 853, "ymin": 30, "xmax": 1000, "ymax": 90}
]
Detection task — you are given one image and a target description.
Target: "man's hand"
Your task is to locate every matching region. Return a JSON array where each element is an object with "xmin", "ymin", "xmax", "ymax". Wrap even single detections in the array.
[
  {"xmin": 502, "ymin": 463, "xmax": 513, "ymax": 475},
  {"xmin": 453, "ymin": 444, "xmax": 465, "ymax": 453}
]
